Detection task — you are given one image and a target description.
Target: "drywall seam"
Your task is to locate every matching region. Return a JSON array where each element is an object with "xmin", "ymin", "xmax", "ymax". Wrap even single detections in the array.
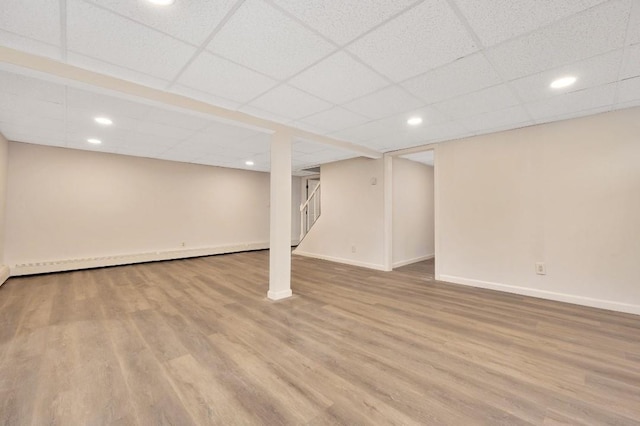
[
  {"xmin": 393, "ymin": 254, "xmax": 435, "ymax": 269},
  {"xmin": 440, "ymin": 274, "xmax": 640, "ymax": 315},
  {"xmin": 292, "ymin": 250, "xmax": 387, "ymax": 271},
  {"xmin": 10, "ymin": 242, "xmax": 270, "ymax": 276}
]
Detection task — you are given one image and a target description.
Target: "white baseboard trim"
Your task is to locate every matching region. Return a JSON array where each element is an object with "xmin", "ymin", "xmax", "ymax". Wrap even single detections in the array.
[
  {"xmin": 393, "ymin": 254, "xmax": 435, "ymax": 268},
  {"xmin": 440, "ymin": 274, "xmax": 640, "ymax": 316},
  {"xmin": 293, "ymin": 250, "xmax": 388, "ymax": 271},
  {"xmin": 267, "ymin": 289, "xmax": 293, "ymax": 301},
  {"xmin": 9, "ymin": 242, "xmax": 270, "ymax": 276},
  {"xmin": 0, "ymin": 265, "xmax": 10, "ymax": 287}
]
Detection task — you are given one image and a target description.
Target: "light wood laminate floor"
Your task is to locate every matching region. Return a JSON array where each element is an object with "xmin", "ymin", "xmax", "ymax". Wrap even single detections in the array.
[{"xmin": 1, "ymin": 251, "xmax": 639, "ymax": 425}]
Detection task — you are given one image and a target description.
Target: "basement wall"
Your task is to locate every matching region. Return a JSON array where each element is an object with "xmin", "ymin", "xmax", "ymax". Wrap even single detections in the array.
[
  {"xmin": 437, "ymin": 107, "xmax": 640, "ymax": 314},
  {"xmin": 4, "ymin": 142, "xmax": 301, "ymax": 275},
  {"xmin": 294, "ymin": 157, "xmax": 386, "ymax": 270},
  {"xmin": 392, "ymin": 157, "xmax": 434, "ymax": 268}
]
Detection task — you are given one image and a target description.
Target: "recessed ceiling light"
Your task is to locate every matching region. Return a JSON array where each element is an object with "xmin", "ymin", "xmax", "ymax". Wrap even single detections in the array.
[
  {"xmin": 245, "ymin": 160, "xmax": 254, "ymax": 166},
  {"xmin": 147, "ymin": 0, "xmax": 175, "ymax": 5},
  {"xmin": 94, "ymin": 117, "xmax": 113, "ymax": 125},
  {"xmin": 550, "ymin": 76, "xmax": 577, "ymax": 89},
  {"xmin": 407, "ymin": 117, "xmax": 423, "ymax": 126},
  {"xmin": 87, "ymin": 138, "xmax": 102, "ymax": 145}
]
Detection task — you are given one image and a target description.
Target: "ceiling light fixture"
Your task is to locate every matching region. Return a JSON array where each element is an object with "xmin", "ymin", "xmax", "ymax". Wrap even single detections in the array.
[
  {"xmin": 147, "ymin": 0, "xmax": 175, "ymax": 5},
  {"xmin": 245, "ymin": 160, "xmax": 254, "ymax": 166},
  {"xmin": 550, "ymin": 76, "xmax": 577, "ymax": 89},
  {"xmin": 94, "ymin": 117, "xmax": 113, "ymax": 125},
  {"xmin": 407, "ymin": 117, "xmax": 423, "ymax": 126},
  {"xmin": 87, "ymin": 138, "xmax": 102, "ymax": 145}
]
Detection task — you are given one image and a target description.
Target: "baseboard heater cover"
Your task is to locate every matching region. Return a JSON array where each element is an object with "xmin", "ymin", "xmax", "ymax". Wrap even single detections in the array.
[{"xmin": 10, "ymin": 242, "xmax": 270, "ymax": 276}]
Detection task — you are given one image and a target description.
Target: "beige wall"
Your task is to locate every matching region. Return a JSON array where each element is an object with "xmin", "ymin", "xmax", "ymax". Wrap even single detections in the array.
[
  {"xmin": 392, "ymin": 157, "xmax": 434, "ymax": 267},
  {"xmin": 437, "ymin": 107, "xmax": 640, "ymax": 314},
  {"xmin": 295, "ymin": 157, "xmax": 386, "ymax": 270},
  {"xmin": 4, "ymin": 142, "xmax": 301, "ymax": 273}
]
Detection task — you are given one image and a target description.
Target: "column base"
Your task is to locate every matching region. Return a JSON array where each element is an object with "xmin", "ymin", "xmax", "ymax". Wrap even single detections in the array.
[{"xmin": 267, "ymin": 289, "xmax": 293, "ymax": 301}]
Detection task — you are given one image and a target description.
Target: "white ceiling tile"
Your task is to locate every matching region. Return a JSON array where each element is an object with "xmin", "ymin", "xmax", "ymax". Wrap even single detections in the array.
[
  {"xmin": 0, "ymin": 123, "xmax": 66, "ymax": 144},
  {"xmin": 142, "ymin": 107, "xmax": 212, "ymax": 131},
  {"xmin": 400, "ymin": 53, "xmax": 502, "ymax": 104},
  {"xmin": 66, "ymin": 140, "xmax": 120, "ymax": 153},
  {"xmin": 196, "ymin": 121, "xmax": 262, "ymax": 143},
  {"xmin": 237, "ymin": 105, "xmax": 293, "ymax": 124},
  {"xmin": 297, "ymin": 107, "xmax": 369, "ymax": 133},
  {"xmin": 526, "ymin": 83, "xmax": 616, "ymax": 121},
  {"xmin": 511, "ymin": 50, "xmax": 624, "ymax": 103},
  {"xmin": 66, "ymin": 52, "xmax": 171, "ymax": 89},
  {"xmin": 177, "ymin": 52, "xmax": 278, "ymax": 104},
  {"xmin": 461, "ymin": 105, "xmax": 532, "ymax": 133},
  {"xmin": 67, "ymin": 0, "xmax": 197, "ymax": 81},
  {"xmin": 135, "ymin": 121, "xmax": 196, "ymax": 140},
  {"xmin": 343, "ymin": 86, "xmax": 424, "ymax": 120},
  {"xmin": 617, "ymin": 75, "xmax": 640, "ymax": 104},
  {"xmin": 0, "ymin": 0, "xmax": 60, "ymax": 45},
  {"xmin": 289, "ymin": 51, "xmax": 388, "ymax": 103},
  {"xmin": 347, "ymin": 0, "xmax": 478, "ymax": 81},
  {"xmin": 270, "ymin": 0, "xmax": 418, "ymax": 44},
  {"xmin": 0, "ymin": 29, "xmax": 61, "ymax": 60},
  {"xmin": 330, "ymin": 119, "xmax": 390, "ymax": 143},
  {"xmin": 401, "ymin": 150, "xmax": 434, "ymax": 166},
  {"xmin": 86, "ymin": 0, "xmax": 239, "ymax": 45},
  {"xmin": 627, "ymin": 2, "xmax": 640, "ymax": 46},
  {"xmin": 232, "ymin": 133, "xmax": 271, "ymax": 153},
  {"xmin": 170, "ymin": 85, "xmax": 242, "ymax": 110},
  {"xmin": 293, "ymin": 140, "xmax": 331, "ymax": 154},
  {"xmin": 621, "ymin": 44, "xmax": 640, "ymax": 79},
  {"xmin": 206, "ymin": 0, "xmax": 335, "ymax": 79},
  {"xmin": 115, "ymin": 145, "xmax": 168, "ymax": 159},
  {"xmin": 409, "ymin": 120, "xmax": 474, "ymax": 144},
  {"xmin": 0, "ymin": 109, "xmax": 66, "ymax": 134},
  {"xmin": 434, "ymin": 84, "xmax": 521, "ymax": 119},
  {"xmin": 157, "ymin": 149, "xmax": 204, "ymax": 163},
  {"xmin": 454, "ymin": 0, "xmax": 608, "ymax": 47},
  {"xmin": 487, "ymin": 1, "xmax": 629, "ymax": 80},
  {"xmin": 0, "ymin": 92, "xmax": 65, "ymax": 120},
  {"xmin": 67, "ymin": 87, "xmax": 151, "ymax": 120},
  {"xmin": 0, "ymin": 70, "xmax": 65, "ymax": 103},
  {"xmin": 5, "ymin": 133, "xmax": 67, "ymax": 148},
  {"xmin": 246, "ymin": 85, "xmax": 332, "ymax": 120}
]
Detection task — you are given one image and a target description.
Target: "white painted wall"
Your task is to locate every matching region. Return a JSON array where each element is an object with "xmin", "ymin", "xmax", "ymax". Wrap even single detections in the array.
[
  {"xmin": 4, "ymin": 142, "xmax": 301, "ymax": 274},
  {"xmin": 0, "ymin": 133, "xmax": 8, "ymax": 284},
  {"xmin": 437, "ymin": 107, "xmax": 640, "ymax": 314},
  {"xmin": 392, "ymin": 157, "xmax": 434, "ymax": 268},
  {"xmin": 294, "ymin": 157, "xmax": 386, "ymax": 270}
]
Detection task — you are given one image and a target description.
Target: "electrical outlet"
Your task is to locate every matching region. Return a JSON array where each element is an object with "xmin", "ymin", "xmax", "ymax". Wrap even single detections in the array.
[
  {"xmin": 351, "ymin": 245, "xmax": 356, "ymax": 253},
  {"xmin": 181, "ymin": 242, "xmax": 185, "ymax": 247},
  {"xmin": 535, "ymin": 262, "xmax": 546, "ymax": 275}
]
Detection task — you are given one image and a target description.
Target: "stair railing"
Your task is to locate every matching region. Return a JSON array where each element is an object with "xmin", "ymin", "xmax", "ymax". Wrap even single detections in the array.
[{"xmin": 299, "ymin": 182, "xmax": 321, "ymax": 241}]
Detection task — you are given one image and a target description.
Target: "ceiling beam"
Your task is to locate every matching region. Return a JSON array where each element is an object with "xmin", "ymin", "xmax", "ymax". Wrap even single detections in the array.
[{"xmin": 0, "ymin": 46, "xmax": 382, "ymax": 159}]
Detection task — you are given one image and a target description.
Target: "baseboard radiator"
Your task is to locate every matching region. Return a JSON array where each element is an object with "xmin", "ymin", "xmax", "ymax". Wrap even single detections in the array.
[{"xmin": 10, "ymin": 242, "xmax": 271, "ymax": 276}]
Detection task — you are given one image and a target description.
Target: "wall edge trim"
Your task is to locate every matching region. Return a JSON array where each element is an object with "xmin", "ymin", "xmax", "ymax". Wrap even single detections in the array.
[
  {"xmin": 293, "ymin": 250, "xmax": 388, "ymax": 271},
  {"xmin": 439, "ymin": 274, "xmax": 640, "ymax": 315},
  {"xmin": 393, "ymin": 254, "xmax": 435, "ymax": 268}
]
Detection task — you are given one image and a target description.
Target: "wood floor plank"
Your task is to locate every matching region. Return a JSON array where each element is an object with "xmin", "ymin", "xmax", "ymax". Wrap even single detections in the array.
[{"xmin": 0, "ymin": 252, "xmax": 639, "ymax": 425}]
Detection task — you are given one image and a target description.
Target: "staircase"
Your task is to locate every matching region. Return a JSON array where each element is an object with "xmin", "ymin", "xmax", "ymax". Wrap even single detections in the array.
[{"xmin": 299, "ymin": 181, "xmax": 321, "ymax": 241}]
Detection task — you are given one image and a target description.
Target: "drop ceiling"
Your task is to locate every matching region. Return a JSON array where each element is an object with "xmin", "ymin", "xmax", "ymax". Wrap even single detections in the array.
[{"xmin": 0, "ymin": 0, "xmax": 639, "ymax": 171}]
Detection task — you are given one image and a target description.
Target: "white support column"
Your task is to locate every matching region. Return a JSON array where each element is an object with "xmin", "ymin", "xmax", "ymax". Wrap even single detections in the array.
[{"xmin": 268, "ymin": 130, "xmax": 293, "ymax": 300}]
